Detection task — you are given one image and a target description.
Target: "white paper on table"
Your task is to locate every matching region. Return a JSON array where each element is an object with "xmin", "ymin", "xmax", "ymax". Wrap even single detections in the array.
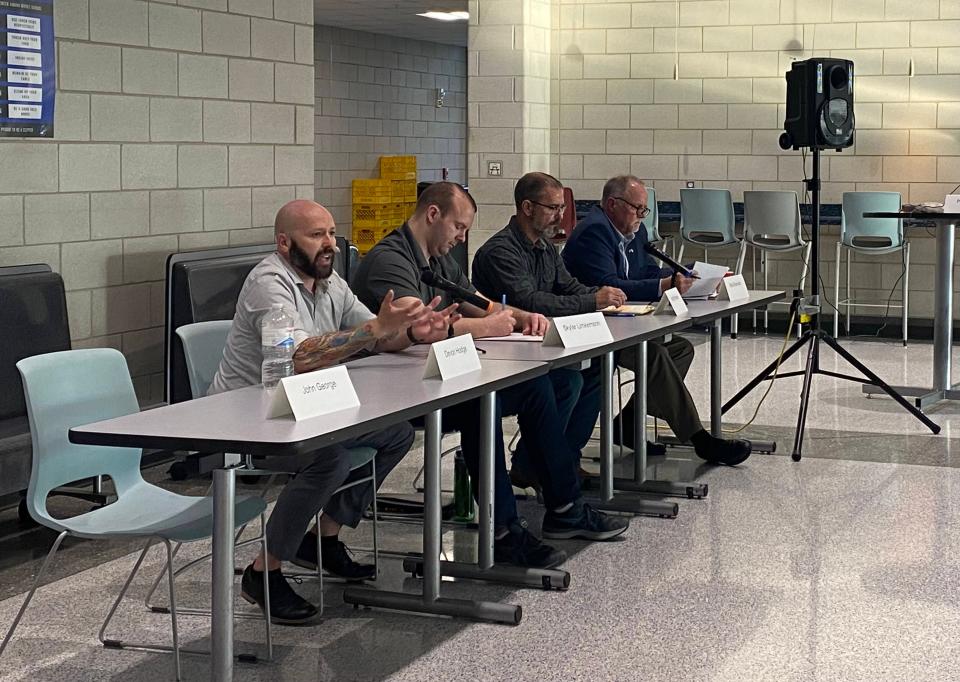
[
  {"xmin": 481, "ymin": 332, "xmax": 544, "ymax": 342},
  {"xmin": 681, "ymin": 261, "xmax": 729, "ymax": 299}
]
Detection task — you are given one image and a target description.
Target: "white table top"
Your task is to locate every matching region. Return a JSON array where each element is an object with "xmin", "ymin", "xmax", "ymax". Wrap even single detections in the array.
[
  {"xmin": 70, "ymin": 354, "xmax": 547, "ymax": 456},
  {"xmin": 680, "ymin": 290, "xmax": 786, "ymax": 323}
]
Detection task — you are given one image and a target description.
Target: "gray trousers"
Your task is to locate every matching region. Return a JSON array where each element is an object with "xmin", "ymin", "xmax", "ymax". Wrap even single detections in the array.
[
  {"xmin": 617, "ymin": 336, "xmax": 703, "ymax": 442},
  {"xmin": 257, "ymin": 422, "xmax": 414, "ymax": 561}
]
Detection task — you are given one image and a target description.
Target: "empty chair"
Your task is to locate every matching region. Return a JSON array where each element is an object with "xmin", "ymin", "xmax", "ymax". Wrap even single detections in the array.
[
  {"xmin": 678, "ymin": 188, "xmax": 747, "ymax": 336},
  {"xmin": 834, "ymin": 192, "xmax": 909, "ymax": 345},
  {"xmin": 0, "ymin": 348, "xmax": 267, "ymax": 679},
  {"xmin": 742, "ymin": 190, "xmax": 811, "ymax": 338},
  {"xmin": 643, "ymin": 187, "xmax": 674, "ymax": 258}
]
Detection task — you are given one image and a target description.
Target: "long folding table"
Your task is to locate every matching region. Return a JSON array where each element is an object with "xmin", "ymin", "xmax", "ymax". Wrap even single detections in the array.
[{"xmin": 70, "ymin": 354, "xmax": 551, "ymax": 681}]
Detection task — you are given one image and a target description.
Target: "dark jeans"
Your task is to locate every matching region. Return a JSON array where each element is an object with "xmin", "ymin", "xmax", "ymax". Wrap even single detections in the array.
[
  {"xmin": 257, "ymin": 422, "xmax": 414, "ymax": 561},
  {"xmin": 445, "ymin": 373, "xmax": 582, "ymax": 526}
]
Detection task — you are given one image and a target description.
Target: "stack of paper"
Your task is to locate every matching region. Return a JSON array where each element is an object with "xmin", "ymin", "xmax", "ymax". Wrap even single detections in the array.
[{"xmin": 681, "ymin": 261, "xmax": 729, "ymax": 299}]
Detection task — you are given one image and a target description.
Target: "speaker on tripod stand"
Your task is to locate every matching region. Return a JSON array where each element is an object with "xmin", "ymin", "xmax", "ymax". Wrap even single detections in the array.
[{"xmin": 720, "ymin": 57, "xmax": 940, "ymax": 461}]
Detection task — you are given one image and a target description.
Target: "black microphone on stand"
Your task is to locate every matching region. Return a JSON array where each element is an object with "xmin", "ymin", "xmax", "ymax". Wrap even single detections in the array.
[
  {"xmin": 642, "ymin": 242, "xmax": 699, "ymax": 279},
  {"xmin": 420, "ymin": 268, "xmax": 495, "ymax": 312}
]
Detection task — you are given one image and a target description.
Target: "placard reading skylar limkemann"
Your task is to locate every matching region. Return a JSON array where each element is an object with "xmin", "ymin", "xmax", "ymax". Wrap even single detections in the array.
[
  {"xmin": 0, "ymin": 0, "xmax": 54, "ymax": 137},
  {"xmin": 543, "ymin": 312, "xmax": 613, "ymax": 348}
]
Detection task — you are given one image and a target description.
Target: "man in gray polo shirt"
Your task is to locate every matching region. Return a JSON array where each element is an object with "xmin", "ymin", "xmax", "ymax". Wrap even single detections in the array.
[{"xmin": 210, "ymin": 199, "xmax": 457, "ymax": 624}]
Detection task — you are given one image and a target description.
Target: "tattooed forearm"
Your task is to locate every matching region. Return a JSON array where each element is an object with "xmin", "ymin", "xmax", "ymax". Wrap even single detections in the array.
[
  {"xmin": 293, "ymin": 322, "xmax": 378, "ymax": 373},
  {"xmin": 372, "ymin": 329, "xmax": 400, "ymax": 351}
]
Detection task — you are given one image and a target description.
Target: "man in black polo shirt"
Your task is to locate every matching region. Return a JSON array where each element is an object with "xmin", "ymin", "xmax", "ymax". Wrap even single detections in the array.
[
  {"xmin": 472, "ymin": 172, "xmax": 752, "ymax": 470},
  {"xmin": 353, "ymin": 182, "xmax": 628, "ymax": 567}
]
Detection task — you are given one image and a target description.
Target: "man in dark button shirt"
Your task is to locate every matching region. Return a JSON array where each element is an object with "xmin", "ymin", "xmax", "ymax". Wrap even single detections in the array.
[
  {"xmin": 353, "ymin": 182, "xmax": 628, "ymax": 566},
  {"xmin": 566, "ymin": 174, "xmax": 752, "ymax": 465}
]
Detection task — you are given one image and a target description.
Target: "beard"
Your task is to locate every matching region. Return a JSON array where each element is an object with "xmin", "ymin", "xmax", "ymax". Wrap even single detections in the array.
[
  {"xmin": 289, "ymin": 238, "xmax": 336, "ymax": 280},
  {"xmin": 537, "ymin": 220, "xmax": 561, "ymax": 240}
]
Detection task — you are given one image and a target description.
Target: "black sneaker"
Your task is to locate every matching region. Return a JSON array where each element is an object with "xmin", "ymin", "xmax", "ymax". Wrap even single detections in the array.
[
  {"xmin": 509, "ymin": 466, "xmax": 544, "ymax": 503},
  {"xmin": 291, "ymin": 534, "xmax": 376, "ymax": 581},
  {"xmin": 494, "ymin": 518, "xmax": 567, "ymax": 569},
  {"xmin": 542, "ymin": 498, "xmax": 629, "ymax": 541},
  {"xmin": 691, "ymin": 431, "xmax": 752, "ymax": 466},
  {"xmin": 240, "ymin": 565, "xmax": 318, "ymax": 625}
]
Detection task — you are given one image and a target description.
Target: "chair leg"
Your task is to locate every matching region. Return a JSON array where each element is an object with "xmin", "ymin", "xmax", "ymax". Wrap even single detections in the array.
[
  {"xmin": 762, "ymin": 250, "xmax": 769, "ymax": 333},
  {"xmin": 144, "ymin": 541, "xmax": 183, "ymax": 609},
  {"xmin": 98, "ymin": 539, "xmax": 155, "ymax": 646},
  {"xmin": 731, "ymin": 240, "xmax": 747, "ymax": 338},
  {"xmin": 371, "ymin": 459, "xmax": 380, "ymax": 578},
  {"xmin": 751, "ymin": 246, "xmax": 758, "ymax": 331},
  {"xmin": 162, "ymin": 539, "xmax": 182, "ymax": 681},
  {"xmin": 833, "ymin": 241, "xmax": 841, "ymax": 338},
  {"xmin": 260, "ymin": 513, "xmax": 273, "ymax": 661},
  {"xmin": 903, "ymin": 241, "xmax": 910, "ymax": 347},
  {"xmin": 798, "ymin": 243, "xmax": 811, "ymax": 339},
  {"xmin": 676, "ymin": 243, "xmax": 685, "ymax": 265},
  {"xmin": 845, "ymin": 248, "xmax": 852, "ymax": 336},
  {"xmin": 316, "ymin": 518, "xmax": 324, "ymax": 616},
  {"xmin": 0, "ymin": 530, "xmax": 69, "ymax": 658}
]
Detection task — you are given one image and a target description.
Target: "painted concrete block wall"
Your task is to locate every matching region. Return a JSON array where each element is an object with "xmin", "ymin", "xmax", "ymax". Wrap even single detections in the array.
[
  {"xmin": 313, "ymin": 25, "xmax": 466, "ymax": 232},
  {"xmin": 0, "ymin": 0, "xmax": 315, "ymax": 403}
]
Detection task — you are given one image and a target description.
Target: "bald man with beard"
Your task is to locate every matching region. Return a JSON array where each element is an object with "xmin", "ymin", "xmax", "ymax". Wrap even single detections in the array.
[{"xmin": 209, "ymin": 200, "xmax": 458, "ymax": 624}]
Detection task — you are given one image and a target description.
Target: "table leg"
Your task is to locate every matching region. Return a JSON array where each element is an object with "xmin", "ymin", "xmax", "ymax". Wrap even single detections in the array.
[
  {"xmin": 585, "ymin": 350, "xmax": 680, "ymax": 518},
  {"xmin": 344, "ymin": 408, "xmax": 532, "ymax": 622},
  {"xmin": 211, "ymin": 467, "xmax": 236, "ymax": 681},
  {"xmin": 711, "ymin": 318, "xmax": 722, "ymax": 436}
]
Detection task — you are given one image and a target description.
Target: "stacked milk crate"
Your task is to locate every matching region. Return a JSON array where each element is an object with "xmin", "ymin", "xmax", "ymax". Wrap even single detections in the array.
[{"xmin": 351, "ymin": 156, "xmax": 418, "ymax": 254}]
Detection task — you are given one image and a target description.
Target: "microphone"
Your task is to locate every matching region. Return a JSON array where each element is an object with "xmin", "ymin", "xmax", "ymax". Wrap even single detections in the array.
[
  {"xmin": 642, "ymin": 242, "xmax": 698, "ymax": 279},
  {"xmin": 420, "ymin": 268, "xmax": 495, "ymax": 312}
]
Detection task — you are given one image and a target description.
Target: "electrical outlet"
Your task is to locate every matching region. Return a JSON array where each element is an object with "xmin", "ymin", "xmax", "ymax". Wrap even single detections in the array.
[
  {"xmin": 488, "ymin": 160, "xmax": 502, "ymax": 177},
  {"xmin": 686, "ymin": 181, "xmax": 696, "ymax": 188}
]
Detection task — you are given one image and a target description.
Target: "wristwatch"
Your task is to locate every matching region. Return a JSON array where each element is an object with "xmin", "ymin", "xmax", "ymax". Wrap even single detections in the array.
[{"xmin": 406, "ymin": 326, "xmax": 420, "ymax": 344}]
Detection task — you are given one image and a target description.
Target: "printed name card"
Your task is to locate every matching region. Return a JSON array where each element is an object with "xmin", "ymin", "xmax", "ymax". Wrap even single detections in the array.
[
  {"xmin": 543, "ymin": 312, "xmax": 614, "ymax": 348},
  {"xmin": 266, "ymin": 364, "xmax": 360, "ymax": 421},
  {"xmin": 718, "ymin": 274, "xmax": 749, "ymax": 302},
  {"xmin": 653, "ymin": 287, "xmax": 689, "ymax": 316},
  {"xmin": 423, "ymin": 333, "xmax": 482, "ymax": 380},
  {"xmin": 945, "ymin": 194, "xmax": 960, "ymax": 213}
]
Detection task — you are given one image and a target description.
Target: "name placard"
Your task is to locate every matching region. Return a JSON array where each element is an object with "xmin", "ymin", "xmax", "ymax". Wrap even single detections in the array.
[
  {"xmin": 945, "ymin": 194, "xmax": 960, "ymax": 213},
  {"xmin": 653, "ymin": 287, "xmax": 689, "ymax": 316},
  {"xmin": 718, "ymin": 274, "xmax": 749, "ymax": 302},
  {"xmin": 266, "ymin": 364, "xmax": 360, "ymax": 421},
  {"xmin": 423, "ymin": 333, "xmax": 482, "ymax": 380},
  {"xmin": 543, "ymin": 312, "xmax": 613, "ymax": 348}
]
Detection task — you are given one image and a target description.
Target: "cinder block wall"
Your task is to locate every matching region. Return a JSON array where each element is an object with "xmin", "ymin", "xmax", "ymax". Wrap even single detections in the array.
[
  {"xmin": 468, "ymin": 0, "xmax": 960, "ymax": 322},
  {"xmin": 0, "ymin": 0, "xmax": 315, "ymax": 403},
  {"xmin": 313, "ymin": 25, "xmax": 467, "ymax": 234}
]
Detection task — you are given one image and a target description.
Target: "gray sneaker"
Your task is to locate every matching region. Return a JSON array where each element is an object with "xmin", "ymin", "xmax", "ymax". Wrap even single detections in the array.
[{"xmin": 542, "ymin": 498, "xmax": 629, "ymax": 541}]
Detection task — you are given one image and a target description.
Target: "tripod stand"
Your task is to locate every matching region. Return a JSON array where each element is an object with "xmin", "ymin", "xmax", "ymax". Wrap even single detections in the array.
[{"xmin": 721, "ymin": 148, "xmax": 941, "ymax": 460}]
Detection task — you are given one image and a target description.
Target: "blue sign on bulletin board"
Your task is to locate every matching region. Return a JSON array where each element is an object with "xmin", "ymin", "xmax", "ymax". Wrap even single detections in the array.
[{"xmin": 0, "ymin": 0, "xmax": 54, "ymax": 137}]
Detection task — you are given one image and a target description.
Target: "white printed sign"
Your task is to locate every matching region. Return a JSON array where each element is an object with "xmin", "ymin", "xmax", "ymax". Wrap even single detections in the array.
[
  {"xmin": 7, "ymin": 68, "xmax": 41, "ymax": 85},
  {"xmin": 7, "ymin": 15, "xmax": 40, "ymax": 32},
  {"xmin": 265, "ymin": 364, "xmax": 360, "ymax": 421},
  {"xmin": 9, "ymin": 86, "xmax": 42, "ymax": 103},
  {"xmin": 423, "ymin": 333, "xmax": 482, "ymax": 380},
  {"xmin": 945, "ymin": 195, "xmax": 960, "ymax": 213},
  {"xmin": 717, "ymin": 274, "xmax": 749, "ymax": 302},
  {"xmin": 9, "ymin": 104, "xmax": 40, "ymax": 119},
  {"xmin": 653, "ymin": 287, "xmax": 689, "ymax": 316},
  {"xmin": 543, "ymin": 312, "xmax": 613, "ymax": 348},
  {"xmin": 7, "ymin": 51, "xmax": 41, "ymax": 68},
  {"xmin": 8, "ymin": 32, "xmax": 40, "ymax": 50}
]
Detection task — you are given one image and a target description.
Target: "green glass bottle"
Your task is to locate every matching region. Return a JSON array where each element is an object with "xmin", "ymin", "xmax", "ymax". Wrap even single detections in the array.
[{"xmin": 453, "ymin": 449, "xmax": 474, "ymax": 521}]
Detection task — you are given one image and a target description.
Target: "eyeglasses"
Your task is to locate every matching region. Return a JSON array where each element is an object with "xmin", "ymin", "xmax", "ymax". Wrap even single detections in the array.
[
  {"xmin": 613, "ymin": 196, "xmax": 651, "ymax": 218},
  {"xmin": 528, "ymin": 199, "xmax": 567, "ymax": 214}
]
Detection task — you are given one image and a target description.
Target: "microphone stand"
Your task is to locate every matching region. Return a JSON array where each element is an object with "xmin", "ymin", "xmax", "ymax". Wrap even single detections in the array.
[{"xmin": 721, "ymin": 147, "xmax": 939, "ymax": 459}]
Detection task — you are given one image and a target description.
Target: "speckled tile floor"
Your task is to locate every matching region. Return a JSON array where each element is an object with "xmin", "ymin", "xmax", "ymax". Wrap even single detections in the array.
[{"xmin": 2, "ymin": 335, "xmax": 960, "ymax": 681}]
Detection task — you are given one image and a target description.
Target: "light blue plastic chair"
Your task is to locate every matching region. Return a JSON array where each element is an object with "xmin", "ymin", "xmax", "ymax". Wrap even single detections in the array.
[
  {"xmin": 743, "ymin": 190, "xmax": 811, "ymax": 337},
  {"xmin": 678, "ymin": 188, "xmax": 747, "ymax": 335},
  {"xmin": 0, "ymin": 348, "xmax": 267, "ymax": 680},
  {"xmin": 168, "ymin": 321, "xmax": 379, "ymax": 613},
  {"xmin": 643, "ymin": 187, "xmax": 674, "ymax": 257},
  {"xmin": 834, "ymin": 192, "xmax": 909, "ymax": 345}
]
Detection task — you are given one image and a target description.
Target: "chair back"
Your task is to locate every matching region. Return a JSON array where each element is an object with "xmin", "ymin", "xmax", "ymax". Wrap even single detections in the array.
[
  {"xmin": 743, "ymin": 190, "xmax": 805, "ymax": 250},
  {"xmin": 680, "ymin": 188, "xmax": 737, "ymax": 246},
  {"xmin": 175, "ymin": 320, "xmax": 233, "ymax": 398},
  {"xmin": 841, "ymin": 192, "xmax": 903, "ymax": 249},
  {"xmin": 17, "ymin": 348, "xmax": 144, "ymax": 528},
  {"xmin": 644, "ymin": 186, "xmax": 662, "ymax": 242}
]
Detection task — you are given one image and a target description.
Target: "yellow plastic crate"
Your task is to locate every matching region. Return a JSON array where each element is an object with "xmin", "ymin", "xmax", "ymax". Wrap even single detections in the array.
[
  {"xmin": 391, "ymin": 179, "xmax": 417, "ymax": 202},
  {"xmin": 352, "ymin": 202, "xmax": 402, "ymax": 229},
  {"xmin": 352, "ymin": 225, "xmax": 394, "ymax": 254},
  {"xmin": 401, "ymin": 201, "xmax": 417, "ymax": 221},
  {"xmin": 379, "ymin": 155, "xmax": 417, "ymax": 180},
  {"xmin": 352, "ymin": 179, "xmax": 393, "ymax": 203}
]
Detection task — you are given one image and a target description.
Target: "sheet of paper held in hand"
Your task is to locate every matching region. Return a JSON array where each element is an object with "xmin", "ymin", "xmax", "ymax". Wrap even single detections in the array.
[
  {"xmin": 682, "ymin": 261, "xmax": 729, "ymax": 300},
  {"xmin": 601, "ymin": 304, "xmax": 656, "ymax": 316}
]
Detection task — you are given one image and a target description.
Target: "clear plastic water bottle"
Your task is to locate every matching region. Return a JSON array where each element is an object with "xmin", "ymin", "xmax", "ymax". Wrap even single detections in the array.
[{"xmin": 260, "ymin": 304, "xmax": 295, "ymax": 388}]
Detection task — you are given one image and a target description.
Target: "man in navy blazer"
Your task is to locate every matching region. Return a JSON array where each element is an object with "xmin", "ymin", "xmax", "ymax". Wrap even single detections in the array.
[{"xmin": 562, "ymin": 175, "xmax": 751, "ymax": 465}]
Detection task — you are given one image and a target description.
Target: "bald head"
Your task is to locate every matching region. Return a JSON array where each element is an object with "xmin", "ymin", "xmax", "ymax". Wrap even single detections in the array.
[
  {"xmin": 274, "ymin": 199, "xmax": 339, "ymax": 283},
  {"xmin": 274, "ymin": 199, "xmax": 334, "ymax": 238}
]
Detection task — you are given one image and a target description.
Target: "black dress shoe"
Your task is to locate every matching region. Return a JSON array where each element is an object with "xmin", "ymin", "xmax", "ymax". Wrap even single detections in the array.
[
  {"xmin": 240, "ymin": 565, "xmax": 318, "ymax": 625},
  {"xmin": 691, "ymin": 430, "xmax": 752, "ymax": 466},
  {"xmin": 292, "ymin": 533, "xmax": 376, "ymax": 581}
]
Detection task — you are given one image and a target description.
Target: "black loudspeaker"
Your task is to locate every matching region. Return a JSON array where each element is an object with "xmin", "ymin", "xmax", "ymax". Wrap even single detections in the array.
[{"xmin": 780, "ymin": 58, "xmax": 854, "ymax": 151}]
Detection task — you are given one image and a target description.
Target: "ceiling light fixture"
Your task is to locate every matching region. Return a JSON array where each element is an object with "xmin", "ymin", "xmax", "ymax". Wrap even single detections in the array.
[{"xmin": 417, "ymin": 11, "xmax": 469, "ymax": 21}]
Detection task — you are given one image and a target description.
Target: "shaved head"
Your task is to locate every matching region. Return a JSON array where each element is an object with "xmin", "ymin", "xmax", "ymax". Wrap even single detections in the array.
[{"xmin": 273, "ymin": 200, "xmax": 339, "ymax": 284}]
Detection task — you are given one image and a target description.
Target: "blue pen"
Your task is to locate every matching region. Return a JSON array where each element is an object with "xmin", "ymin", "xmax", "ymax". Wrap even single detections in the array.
[{"xmin": 501, "ymin": 294, "xmax": 507, "ymax": 307}]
